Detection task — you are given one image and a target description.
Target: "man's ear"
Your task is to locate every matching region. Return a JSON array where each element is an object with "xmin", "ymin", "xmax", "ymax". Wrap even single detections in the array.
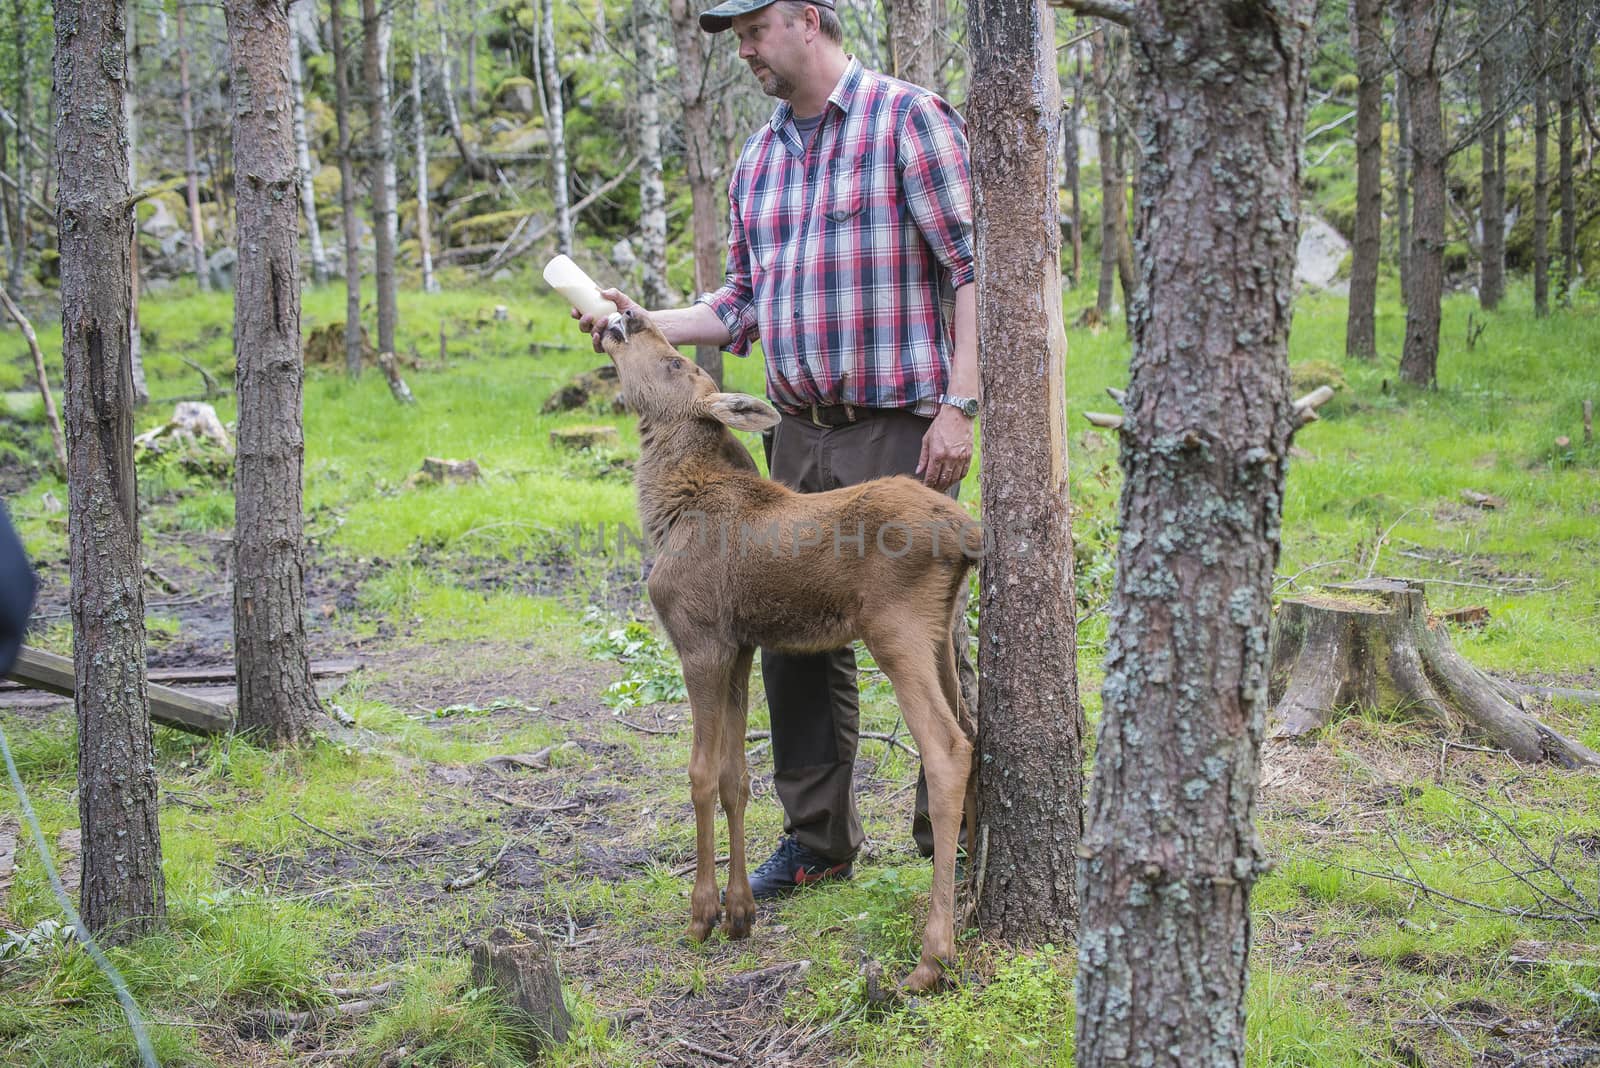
[{"xmin": 700, "ymin": 392, "xmax": 781, "ymax": 432}]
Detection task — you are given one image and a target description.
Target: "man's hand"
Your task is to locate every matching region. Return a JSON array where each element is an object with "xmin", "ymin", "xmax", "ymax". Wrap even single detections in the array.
[
  {"xmin": 572, "ymin": 288, "xmax": 640, "ymax": 353},
  {"xmin": 917, "ymin": 406, "xmax": 975, "ymax": 492}
]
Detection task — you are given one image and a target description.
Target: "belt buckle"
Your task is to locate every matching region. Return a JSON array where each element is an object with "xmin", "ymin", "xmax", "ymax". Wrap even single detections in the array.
[{"xmin": 810, "ymin": 403, "xmax": 828, "ymax": 428}]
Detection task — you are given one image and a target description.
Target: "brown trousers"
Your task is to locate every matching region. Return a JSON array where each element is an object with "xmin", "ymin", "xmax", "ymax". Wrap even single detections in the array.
[{"xmin": 761, "ymin": 408, "xmax": 977, "ymax": 863}]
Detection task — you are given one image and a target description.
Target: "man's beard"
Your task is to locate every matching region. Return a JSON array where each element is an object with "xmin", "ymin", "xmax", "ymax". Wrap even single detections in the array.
[{"xmin": 750, "ymin": 62, "xmax": 795, "ymax": 99}]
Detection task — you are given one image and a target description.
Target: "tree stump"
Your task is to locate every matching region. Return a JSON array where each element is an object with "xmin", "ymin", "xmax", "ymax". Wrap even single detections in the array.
[
  {"xmin": 549, "ymin": 426, "xmax": 620, "ymax": 451},
  {"xmin": 1268, "ymin": 578, "xmax": 1600, "ymax": 768},
  {"xmin": 469, "ymin": 926, "xmax": 571, "ymax": 1054}
]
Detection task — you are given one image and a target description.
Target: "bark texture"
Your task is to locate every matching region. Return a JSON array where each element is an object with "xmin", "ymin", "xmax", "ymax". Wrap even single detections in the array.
[
  {"xmin": 887, "ymin": 0, "xmax": 939, "ymax": 90},
  {"xmin": 1555, "ymin": 21, "xmax": 1576, "ymax": 301},
  {"xmin": 1397, "ymin": 0, "xmax": 1443, "ymax": 388},
  {"xmin": 411, "ymin": 5, "xmax": 438, "ymax": 295},
  {"xmin": 635, "ymin": 0, "xmax": 668, "ymax": 308},
  {"xmin": 667, "ymin": 0, "xmax": 724, "ymax": 386},
  {"xmin": 331, "ymin": 0, "xmax": 363, "ymax": 375},
  {"xmin": 1346, "ymin": 0, "xmax": 1381, "ymax": 358},
  {"xmin": 1073, "ymin": 0, "xmax": 1313, "ymax": 1062},
  {"xmin": 9, "ymin": 0, "xmax": 29, "ymax": 292},
  {"xmin": 1394, "ymin": 72, "xmax": 1412, "ymax": 305},
  {"xmin": 227, "ymin": 0, "xmax": 322, "ymax": 746},
  {"xmin": 362, "ymin": 0, "xmax": 399, "ymax": 354},
  {"xmin": 1477, "ymin": 14, "xmax": 1504, "ymax": 310},
  {"xmin": 1269, "ymin": 580, "xmax": 1600, "ymax": 768},
  {"xmin": 55, "ymin": 0, "xmax": 166, "ymax": 943},
  {"xmin": 176, "ymin": 0, "xmax": 210, "ymax": 290},
  {"xmin": 1092, "ymin": 27, "xmax": 1126, "ymax": 321},
  {"xmin": 967, "ymin": 0, "xmax": 1082, "ymax": 945}
]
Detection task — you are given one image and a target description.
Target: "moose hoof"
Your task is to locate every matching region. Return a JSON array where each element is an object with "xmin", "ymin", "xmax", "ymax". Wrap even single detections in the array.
[
  {"xmin": 901, "ymin": 959, "xmax": 950, "ymax": 994},
  {"xmin": 686, "ymin": 916, "xmax": 717, "ymax": 943},
  {"xmin": 720, "ymin": 908, "xmax": 754, "ymax": 941}
]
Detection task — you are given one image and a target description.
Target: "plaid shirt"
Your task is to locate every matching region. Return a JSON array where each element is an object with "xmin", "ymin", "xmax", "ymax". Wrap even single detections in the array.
[{"xmin": 698, "ymin": 59, "xmax": 975, "ymax": 417}]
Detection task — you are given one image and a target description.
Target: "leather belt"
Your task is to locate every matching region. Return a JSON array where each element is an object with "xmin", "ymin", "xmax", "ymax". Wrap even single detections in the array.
[{"xmin": 806, "ymin": 402, "xmax": 866, "ymax": 428}]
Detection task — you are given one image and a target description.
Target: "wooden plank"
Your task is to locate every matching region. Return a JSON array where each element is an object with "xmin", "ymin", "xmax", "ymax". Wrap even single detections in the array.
[
  {"xmin": 4, "ymin": 646, "xmax": 232, "ymax": 737},
  {"xmin": 0, "ymin": 656, "xmax": 360, "ymax": 691}
]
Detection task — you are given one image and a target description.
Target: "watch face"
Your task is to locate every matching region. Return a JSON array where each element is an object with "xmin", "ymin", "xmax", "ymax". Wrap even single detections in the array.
[{"xmin": 961, "ymin": 398, "xmax": 979, "ymax": 417}]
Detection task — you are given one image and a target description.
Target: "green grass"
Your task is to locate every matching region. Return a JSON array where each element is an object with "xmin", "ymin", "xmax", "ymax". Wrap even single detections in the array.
[{"xmin": 3, "ymin": 268, "xmax": 1600, "ymax": 1064}]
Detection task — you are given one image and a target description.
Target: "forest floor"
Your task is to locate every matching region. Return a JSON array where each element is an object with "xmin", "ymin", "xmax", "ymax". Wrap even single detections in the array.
[{"xmin": 2, "ymin": 273, "xmax": 1600, "ymax": 1066}]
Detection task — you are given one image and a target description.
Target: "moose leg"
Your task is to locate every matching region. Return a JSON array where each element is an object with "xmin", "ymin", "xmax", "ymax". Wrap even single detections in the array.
[
  {"xmin": 719, "ymin": 646, "xmax": 757, "ymax": 939},
  {"xmin": 871, "ymin": 633, "xmax": 972, "ymax": 993},
  {"xmin": 682, "ymin": 653, "xmax": 733, "ymax": 943}
]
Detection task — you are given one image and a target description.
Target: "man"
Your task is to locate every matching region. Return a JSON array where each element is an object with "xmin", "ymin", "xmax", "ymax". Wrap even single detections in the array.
[
  {"xmin": 576, "ymin": 0, "xmax": 977, "ymax": 898},
  {"xmin": 1, "ymin": 504, "xmax": 35, "ymax": 675}
]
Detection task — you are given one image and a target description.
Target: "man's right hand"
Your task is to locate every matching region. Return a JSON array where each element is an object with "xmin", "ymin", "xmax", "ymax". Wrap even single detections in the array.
[{"xmin": 573, "ymin": 288, "xmax": 640, "ymax": 353}]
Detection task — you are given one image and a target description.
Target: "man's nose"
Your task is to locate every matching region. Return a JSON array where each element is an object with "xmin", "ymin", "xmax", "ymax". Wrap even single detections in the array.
[{"xmin": 738, "ymin": 39, "xmax": 755, "ymax": 59}]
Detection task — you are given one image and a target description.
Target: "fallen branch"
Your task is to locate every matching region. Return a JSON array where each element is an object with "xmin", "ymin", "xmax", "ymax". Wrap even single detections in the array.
[
  {"xmin": 745, "ymin": 729, "xmax": 918, "ymax": 759},
  {"xmin": 443, "ymin": 837, "xmax": 517, "ymax": 892},
  {"xmin": 288, "ymin": 811, "xmax": 418, "ymax": 869},
  {"xmin": 0, "ymin": 285, "xmax": 67, "ymax": 474},
  {"xmin": 477, "ymin": 156, "xmax": 640, "ymax": 275},
  {"xmin": 1293, "ymin": 385, "xmax": 1336, "ymax": 425}
]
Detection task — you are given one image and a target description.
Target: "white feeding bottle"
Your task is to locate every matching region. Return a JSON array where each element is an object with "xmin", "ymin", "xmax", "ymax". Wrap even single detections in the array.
[{"xmin": 543, "ymin": 254, "xmax": 619, "ymax": 319}]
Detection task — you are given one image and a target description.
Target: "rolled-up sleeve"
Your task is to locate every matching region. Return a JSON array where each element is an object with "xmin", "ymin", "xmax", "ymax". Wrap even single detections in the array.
[
  {"xmin": 897, "ymin": 95, "xmax": 975, "ymax": 289},
  {"xmin": 694, "ymin": 174, "xmax": 760, "ymax": 357}
]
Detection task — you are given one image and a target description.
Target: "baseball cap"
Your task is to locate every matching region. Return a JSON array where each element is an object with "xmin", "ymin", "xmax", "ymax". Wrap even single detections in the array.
[{"xmin": 699, "ymin": 0, "xmax": 835, "ymax": 33}]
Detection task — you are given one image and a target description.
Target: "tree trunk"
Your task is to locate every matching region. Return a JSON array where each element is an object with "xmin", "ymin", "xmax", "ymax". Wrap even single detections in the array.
[
  {"xmin": 124, "ymin": 0, "xmax": 148, "ymax": 406},
  {"xmin": 464, "ymin": 0, "xmax": 477, "ymax": 110},
  {"xmin": 1073, "ymin": 0, "xmax": 1312, "ymax": 1062},
  {"xmin": 331, "ymin": 0, "xmax": 363, "ymax": 376},
  {"xmin": 1066, "ymin": 53, "xmax": 1083, "ymax": 288},
  {"xmin": 887, "ymin": 0, "xmax": 938, "ymax": 90},
  {"xmin": 1397, "ymin": 0, "xmax": 1443, "ymax": 389},
  {"xmin": 539, "ymin": 0, "xmax": 572, "ymax": 256},
  {"xmin": 1092, "ymin": 26, "xmax": 1120, "ymax": 320},
  {"xmin": 1477, "ymin": 13, "xmax": 1504, "ymax": 310},
  {"xmin": 1532, "ymin": 0, "xmax": 1550, "ymax": 317},
  {"xmin": 1556, "ymin": 29, "xmax": 1576, "ymax": 302},
  {"xmin": 635, "ymin": 0, "xmax": 668, "ymax": 307},
  {"xmin": 434, "ymin": 7, "xmax": 482, "ymax": 179},
  {"xmin": 1270, "ymin": 580, "xmax": 1600, "ymax": 767},
  {"xmin": 362, "ymin": 0, "xmax": 399, "ymax": 355},
  {"xmin": 1394, "ymin": 73, "xmax": 1412, "ymax": 306},
  {"xmin": 226, "ymin": 0, "xmax": 322, "ymax": 746},
  {"xmin": 667, "ymin": 0, "xmax": 723, "ymax": 386},
  {"xmin": 967, "ymin": 0, "xmax": 1082, "ymax": 946},
  {"xmin": 176, "ymin": 0, "xmax": 210, "ymax": 290},
  {"xmin": 1346, "ymin": 0, "xmax": 1381, "ymax": 358},
  {"xmin": 10, "ymin": 0, "xmax": 29, "ymax": 294},
  {"xmin": 412, "ymin": 6, "xmax": 438, "ymax": 295},
  {"xmin": 55, "ymin": 0, "xmax": 166, "ymax": 944},
  {"xmin": 289, "ymin": 0, "xmax": 329, "ymax": 287},
  {"xmin": 0, "ymin": 132, "xmax": 14, "ymax": 279}
]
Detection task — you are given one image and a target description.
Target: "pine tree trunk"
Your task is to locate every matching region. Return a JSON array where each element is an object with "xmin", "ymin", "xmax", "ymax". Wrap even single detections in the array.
[
  {"xmin": 1073, "ymin": 0, "xmax": 1312, "ymax": 1061},
  {"xmin": 635, "ymin": 0, "xmax": 668, "ymax": 307},
  {"xmin": 411, "ymin": 8, "xmax": 438, "ymax": 295},
  {"xmin": 1398, "ymin": 0, "xmax": 1443, "ymax": 389},
  {"xmin": 1092, "ymin": 27, "xmax": 1119, "ymax": 320},
  {"xmin": 667, "ymin": 0, "xmax": 723, "ymax": 386},
  {"xmin": 362, "ymin": 0, "xmax": 399, "ymax": 355},
  {"xmin": 176, "ymin": 0, "xmax": 210, "ymax": 290},
  {"xmin": 1066, "ymin": 54, "xmax": 1083, "ymax": 289},
  {"xmin": 1532, "ymin": 0, "xmax": 1550, "ymax": 317},
  {"xmin": 1477, "ymin": 14, "xmax": 1504, "ymax": 310},
  {"xmin": 967, "ymin": 0, "xmax": 1082, "ymax": 945},
  {"xmin": 1556, "ymin": 35, "xmax": 1576, "ymax": 302},
  {"xmin": 124, "ymin": 0, "xmax": 148, "ymax": 406},
  {"xmin": 332, "ymin": 0, "xmax": 363, "ymax": 376},
  {"xmin": 55, "ymin": 0, "xmax": 166, "ymax": 944},
  {"xmin": 1395, "ymin": 73, "xmax": 1412, "ymax": 306},
  {"xmin": 289, "ymin": 0, "xmax": 330, "ymax": 287},
  {"xmin": 226, "ymin": 0, "xmax": 322, "ymax": 747},
  {"xmin": 1346, "ymin": 0, "xmax": 1382, "ymax": 358},
  {"xmin": 539, "ymin": 0, "xmax": 572, "ymax": 256},
  {"xmin": 887, "ymin": 0, "xmax": 938, "ymax": 89}
]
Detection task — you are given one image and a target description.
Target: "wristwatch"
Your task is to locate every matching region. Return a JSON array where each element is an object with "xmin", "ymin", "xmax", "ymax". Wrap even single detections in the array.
[{"xmin": 938, "ymin": 394, "xmax": 979, "ymax": 418}]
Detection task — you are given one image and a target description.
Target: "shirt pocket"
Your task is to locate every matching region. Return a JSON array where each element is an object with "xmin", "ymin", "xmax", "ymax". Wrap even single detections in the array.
[{"xmin": 824, "ymin": 154, "xmax": 872, "ymax": 223}]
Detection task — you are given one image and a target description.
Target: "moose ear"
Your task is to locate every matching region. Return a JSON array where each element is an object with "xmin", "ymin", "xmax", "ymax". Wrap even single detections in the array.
[{"xmin": 700, "ymin": 392, "xmax": 780, "ymax": 432}]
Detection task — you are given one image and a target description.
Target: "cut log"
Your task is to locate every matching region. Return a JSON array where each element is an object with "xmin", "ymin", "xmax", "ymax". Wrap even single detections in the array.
[
  {"xmin": 1268, "ymin": 579, "xmax": 1600, "ymax": 768},
  {"xmin": 4, "ymin": 646, "xmax": 232, "ymax": 736},
  {"xmin": 549, "ymin": 426, "xmax": 620, "ymax": 451},
  {"xmin": 468, "ymin": 926, "xmax": 571, "ymax": 1053}
]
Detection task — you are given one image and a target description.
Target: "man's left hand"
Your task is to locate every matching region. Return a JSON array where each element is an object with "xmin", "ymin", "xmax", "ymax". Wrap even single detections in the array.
[{"xmin": 917, "ymin": 407, "xmax": 975, "ymax": 492}]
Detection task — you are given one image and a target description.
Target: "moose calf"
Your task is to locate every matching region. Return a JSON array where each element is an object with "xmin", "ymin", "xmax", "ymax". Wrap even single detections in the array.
[{"xmin": 600, "ymin": 307, "xmax": 979, "ymax": 993}]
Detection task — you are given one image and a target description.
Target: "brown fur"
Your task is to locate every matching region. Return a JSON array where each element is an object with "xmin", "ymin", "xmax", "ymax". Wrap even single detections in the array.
[{"xmin": 601, "ymin": 308, "xmax": 978, "ymax": 993}]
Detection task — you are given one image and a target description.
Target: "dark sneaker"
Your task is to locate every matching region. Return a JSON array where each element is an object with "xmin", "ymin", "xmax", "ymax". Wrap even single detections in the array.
[{"xmin": 747, "ymin": 836, "xmax": 852, "ymax": 900}]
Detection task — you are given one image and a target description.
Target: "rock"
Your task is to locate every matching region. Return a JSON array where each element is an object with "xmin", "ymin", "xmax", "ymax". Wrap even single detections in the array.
[
  {"xmin": 550, "ymin": 426, "xmax": 621, "ymax": 451},
  {"xmin": 542, "ymin": 365, "xmax": 626, "ymax": 414},
  {"xmin": 493, "ymin": 77, "xmax": 538, "ymax": 115},
  {"xmin": 493, "ymin": 305, "xmax": 510, "ymax": 322},
  {"xmin": 138, "ymin": 193, "xmax": 185, "ymax": 239},
  {"xmin": 207, "ymin": 246, "xmax": 238, "ymax": 291},
  {"xmin": 133, "ymin": 401, "xmax": 234, "ymax": 454},
  {"xmin": 1289, "ymin": 359, "xmax": 1347, "ymax": 397},
  {"xmin": 1294, "ymin": 216, "xmax": 1349, "ymax": 290},
  {"xmin": 402, "ymin": 457, "xmax": 482, "ymax": 489},
  {"xmin": 492, "ymin": 269, "xmax": 512, "ymax": 283},
  {"xmin": 469, "ymin": 927, "xmax": 571, "ymax": 1054}
]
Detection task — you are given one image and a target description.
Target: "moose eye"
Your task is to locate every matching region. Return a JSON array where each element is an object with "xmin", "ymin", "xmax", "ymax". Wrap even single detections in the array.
[{"xmin": 668, "ymin": 358, "xmax": 685, "ymax": 372}]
